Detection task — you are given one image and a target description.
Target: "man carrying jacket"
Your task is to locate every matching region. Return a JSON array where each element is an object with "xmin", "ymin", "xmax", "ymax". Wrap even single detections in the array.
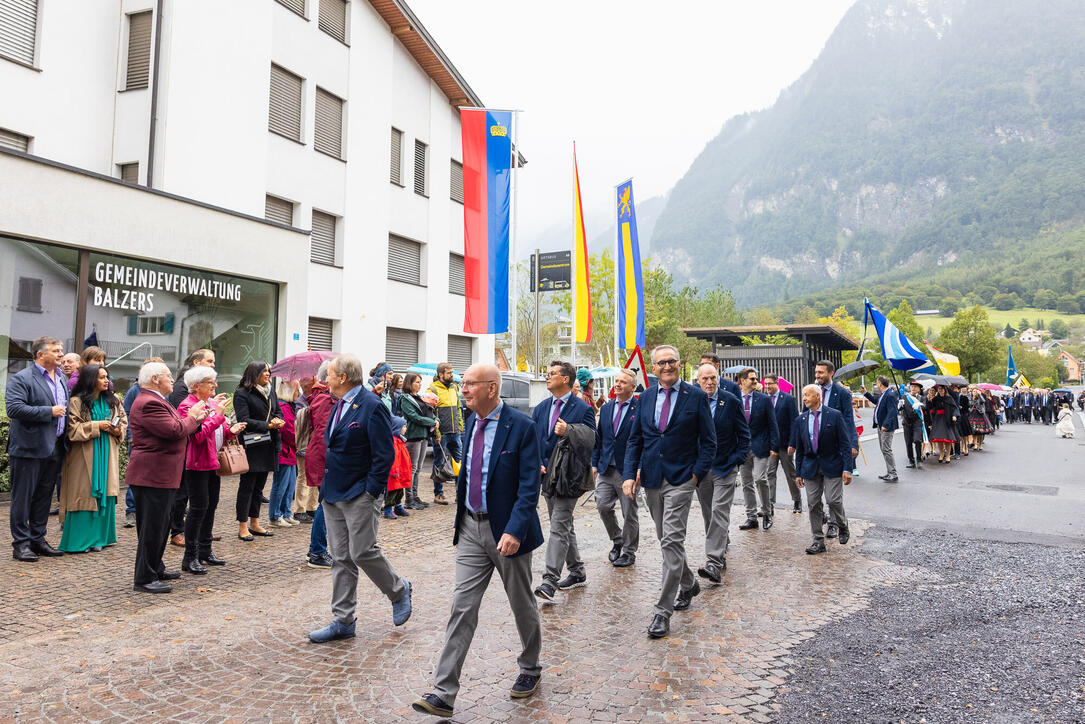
[{"xmin": 428, "ymin": 363, "xmax": 464, "ymax": 505}]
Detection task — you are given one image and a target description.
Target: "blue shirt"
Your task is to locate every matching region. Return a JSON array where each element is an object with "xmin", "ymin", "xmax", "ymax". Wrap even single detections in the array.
[
  {"xmin": 708, "ymin": 394, "xmax": 718, "ymax": 416},
  {"xmin": 35, "ymin": 363, "xmax": 66, "ymax": 437},
  {"xmin": 329, "ymin": 385, "xmax": 364, "ymax": 434},
  {"xmin": 464, "ymin": 401, "xmax": 504, "ymax": 513},
  {"xmin": 612, "ymin": 397, "xmax": 632, "ymax": 429},
  {"xmin": 549, "ymin": 391, "xmax": 572, "ymax": 432},
  {"xmin": 808, "ymin": 405, "xmax": 826, "ymax": 442},
  {"xmin": 654, "ymin": 384, "xmax": 677, "ymax": 428}
]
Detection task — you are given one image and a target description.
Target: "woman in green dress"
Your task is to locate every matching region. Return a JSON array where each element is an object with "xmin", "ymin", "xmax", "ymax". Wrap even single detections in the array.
[{"xmin": 59, "ymin": 364, "xmax": 127, "ymax": 553}]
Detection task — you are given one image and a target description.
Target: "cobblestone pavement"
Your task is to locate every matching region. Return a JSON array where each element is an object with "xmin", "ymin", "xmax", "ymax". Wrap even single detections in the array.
[{"xmin": 1, "ymin": 477, "xmax": 904, "ymax": 723}]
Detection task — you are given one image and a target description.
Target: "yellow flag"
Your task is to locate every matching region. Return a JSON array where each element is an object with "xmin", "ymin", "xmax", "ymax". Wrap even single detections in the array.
[
  {"xmin": 573, "ymin": 146, "xmax": 592, "ymax": 343},
  {"xmin": 924, "ymin": 343, "xmax": 961, "ymax": 376}
]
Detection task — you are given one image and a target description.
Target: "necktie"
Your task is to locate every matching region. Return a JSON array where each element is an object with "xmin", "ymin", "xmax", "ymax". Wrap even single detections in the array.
[
  {"xmin": 822, "ymin": 386, "xmax": 829, "ymax": 405},
  {"xmin": 332, "ymin": 398, "xmax": 346, "ymax": 427},
  {"xmin": 613, "ymin": 401, "xmax": 625, "ymax": 435},
  {"xmin": 658, "ymin": 388, "xmax": 674, "ymax": 432},
  {"xmin": 468, "ymin": 418, "xmax": 491, "ymax": 511},
  {"xmin": 743, "ymin": 394, "xmax": 751, "ymax": 422},
  {"xmin": 812, "ymin": 410, "xmax": 821, "ymax": 451},
  {"xmin": 549, "ymin": 398, "xmax": 564, "ymax": 435},
  {"xmin": 772, "ymin": 394, "xmax": 777, "ymax": 409}
]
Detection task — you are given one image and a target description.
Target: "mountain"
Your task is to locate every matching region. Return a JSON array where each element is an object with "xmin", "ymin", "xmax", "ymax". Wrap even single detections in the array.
[{"xmin": 650, "ymin": 0, "xmax": 1085, "ymax": 307}]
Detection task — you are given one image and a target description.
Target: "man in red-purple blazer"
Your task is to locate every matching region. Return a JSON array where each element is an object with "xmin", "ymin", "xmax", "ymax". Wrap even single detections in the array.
[{"xmin": 127, "ymin": 362, "xmax": 207, "ymax": 593}]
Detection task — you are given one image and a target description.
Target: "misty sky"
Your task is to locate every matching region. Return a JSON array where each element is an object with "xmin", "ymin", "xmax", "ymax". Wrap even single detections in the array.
[{"xmin": 408, "ymin": 0, "xmax": 855, "ymax": 251}]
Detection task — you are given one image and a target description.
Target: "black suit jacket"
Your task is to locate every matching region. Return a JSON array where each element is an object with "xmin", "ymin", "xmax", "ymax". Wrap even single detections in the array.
[{"xmin": 768, "ymin": 391, "xmax": 798, "ymax": 451}]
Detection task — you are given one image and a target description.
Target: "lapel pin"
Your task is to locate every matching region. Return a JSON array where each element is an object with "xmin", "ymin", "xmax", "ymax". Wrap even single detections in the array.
[{"xmin": 352, "ymin": 404, "xmax": 358, "ymax": 409}]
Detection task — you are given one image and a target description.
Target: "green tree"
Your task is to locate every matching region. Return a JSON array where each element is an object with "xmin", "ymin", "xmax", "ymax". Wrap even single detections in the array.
[
  {"xmin": 794, "ymin": 305, "xmax": 820, "ymax": 323},
  {"xmin": 991, "ymin": 292, "xmax": 1019, "ymax": 310},
  {"xmin": 1056, "ymin": 297, "xmax": 1077, "ymax": 314},
  {"xmin": 1034, "ymin": 288, "xmax": 1058, "ymax": 310},
  {"xmin": 940, "ymin": 298, "xmax": 959, "ymax": 317},
  {"xmin": 1003, "ymin": 323, "xmax": 1016, "ymax": 338},
  {"xmin": 938, "ymin": 306, "xmax": 999, "ymax": 380},
  {"xmin": 1019, "ymin": 317, "xmax": 1031, "ymax": 331},
  {"xmin": 1048, "ymin": 319, "xmax": 1070, "ymax": 338}
]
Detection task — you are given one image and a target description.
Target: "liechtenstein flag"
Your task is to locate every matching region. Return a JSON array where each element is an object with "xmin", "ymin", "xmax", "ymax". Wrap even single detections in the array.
[{"xmin": 461, "ymin": 109, "xmax": 512, "ymax": 334}]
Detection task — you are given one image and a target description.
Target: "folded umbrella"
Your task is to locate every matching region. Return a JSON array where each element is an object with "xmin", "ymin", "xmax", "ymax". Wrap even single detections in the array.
[
  {"xmin": 833, "ymin": 359, "xmax": 879, "ymax": 383},
  {"xmin": 270, "ymin": 350, "xmax": 336, "ymax": 381}
]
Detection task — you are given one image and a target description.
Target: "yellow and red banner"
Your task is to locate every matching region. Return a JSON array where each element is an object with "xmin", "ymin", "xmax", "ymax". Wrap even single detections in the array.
[{"xmin": 573, "ymin": 146, "xmax": 592, "ymax": 343}]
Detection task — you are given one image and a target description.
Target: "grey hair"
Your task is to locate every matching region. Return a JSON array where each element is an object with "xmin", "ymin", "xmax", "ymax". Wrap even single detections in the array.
[
  {"xmin": 330, "ymin": 354, "xmax": 365, "ymax": 386},
  {"xmin": 651, "ymin": 344, "xmax": 680, "ymax": 362},
  {"xmin": 316, "ymin": 360, "xmax": 331, "ymax": 383},
  {"xmin": 615, "ymin": 368, "xmax": 637, "ymax": 384},
  {"xmin": 139, "ymin": 362, "xmax": 171, "ymax": 387},
  {"xmin": 801, "ymin": 383, "xmax": 821, "ymax": 399},
  {"xmin": 276, "ymin": 379, "xmax": 298, "ymax": 401},
  {"xmin": 184, "ymin": 365, "xmax": 217, "ymax": 391}
]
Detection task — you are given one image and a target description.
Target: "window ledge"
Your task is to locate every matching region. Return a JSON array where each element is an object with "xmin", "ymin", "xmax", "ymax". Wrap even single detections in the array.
[
  {"xmin": 0, "ymin": 54, "xmax": 41, "ymax": 72},
  {"xmin": 310, "ymin": 259, "xmax": 343, "ymax": 269},
  {"xmin": 390, "ymin": 180, "xmax": 405, "ymax": 188},
  {"xmin": 269, "ymin": 129, "xmax": 306, "ymax": 146},
  {"xmin": 319, "ymin": 29, "xmax": 350, "ymax": 47},
  {"xmin": 315, "ymin": 147, "xmax": 346, "ymax": 163},
  {"xmin": 118, "ymin": 86, "xmax": 148, "ymax": 93},
  {"xmin": 414, "ymin": 191, "xmax": 429, "ymax": 199},
  {"xmin": 388, "ymin": 278, "xmax": 428, "ymax": 289}
]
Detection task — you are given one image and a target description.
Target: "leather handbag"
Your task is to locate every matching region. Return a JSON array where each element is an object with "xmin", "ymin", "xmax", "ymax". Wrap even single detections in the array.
[
  {"xmin": 217, "ymin": 438, "xmax": 249, "ymax": 475},
  {"xmin": 240, "ymin": 390, "xmax": 273, "ymax": 447}
]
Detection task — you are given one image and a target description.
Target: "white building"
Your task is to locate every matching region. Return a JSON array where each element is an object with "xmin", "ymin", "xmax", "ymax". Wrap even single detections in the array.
[{"xmin": 0, "ymin": 0, "xmax": 495, "ymax": 389}]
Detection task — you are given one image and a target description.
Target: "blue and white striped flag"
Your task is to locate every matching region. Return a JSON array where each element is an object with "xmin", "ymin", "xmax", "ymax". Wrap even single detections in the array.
[{"xmin": 863, "ymin": 298, "xmax": 935, "ymax": 372}]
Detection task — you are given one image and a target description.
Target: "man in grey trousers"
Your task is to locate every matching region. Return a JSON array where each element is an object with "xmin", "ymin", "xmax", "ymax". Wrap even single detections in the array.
[
  {"xmin": 413, "ymin": 364, "xmax": 545, "ymax": 718},
  {"xmin": 592, "ymin": 369, "xmax": 639, "ymax": 568},
  {"xmin": 861, "ymin": 376, "xmax": 900, "ymax": 483}
]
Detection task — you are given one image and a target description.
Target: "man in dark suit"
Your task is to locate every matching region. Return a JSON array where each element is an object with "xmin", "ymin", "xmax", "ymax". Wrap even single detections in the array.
[
  {"xmin": 6, "ymin": 336, "xmax": 69, "ymax": 562},
  {"xmin": 126, "ymin": 362, "xmax": 207, "ymax": 592},
  {"xmin": 623, "ymin": 345, "xmax": 716, "ymax": 639},
  {"xmin": 309, "ymin": 354, "xmax": 411, "ymax": 643},
  {"xmin": 413, "ymin": 363, "xmax": 544, "ymax": 718},
  {"xmin": 1032, "ymin": 388, "xmax": 1045, "ymax": 425},
  {"xmin": 592, "ymin": 368, "xmax": 639, "ymax": 568},
  {"xmin": 698, "ymin": 353, "xmax": 740, "ymax": 397},
  {"xmin": 693, "ymin": 363, "xmax": 748, "ymax": 584},
  {"xmin": 1042, "ymin": 389, "xmax": 1056, "ymax": 425},
  {"xmin": 791, "ymin": 384, "xmax": 853, "ymax": 554},
  {"xmin": 813, "ymin": 360, "xmax": 858, "ymax": 537},
  {"xmin": 861, "ymin": 376, "xmax": 899, "ymax": 483},
  {"xmin": 764, "ymin": 374, "xmax": 801, "ymax": 513},
  {"xmin": 900, "ymin": 381, "xmax": 926, "ymax": 469},
  {"xmin": 734, "ymin": 367, "xmax": 779, "ymax": 531},
  {"xmin": 532, "ymin": 360, "xmax": 596, "ymax": 602}
]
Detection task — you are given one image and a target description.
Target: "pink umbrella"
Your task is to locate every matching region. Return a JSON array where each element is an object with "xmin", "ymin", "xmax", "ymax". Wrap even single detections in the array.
[
  {"xmin": 976, "ymin": 383, "xmax": 1002, "ymax": 391},
  {"xmin": 270, "ymin": 350, "xmax": 336, "ymax": 381}
]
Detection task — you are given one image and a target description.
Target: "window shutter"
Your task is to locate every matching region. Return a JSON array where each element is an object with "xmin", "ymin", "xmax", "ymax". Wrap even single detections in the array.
[
  {"xmin": 310, "ymin": 210, "xmax": 337, "ymax": 265},
  {"xmin": 163, "ymin": 313, "xmax": 175, "ymax": 334},
  {"xmin": 314, "ymin": 88, "xmax": 343, "ymax": 158},
  {"xmin": 413, "ymin": 139, "xmax": 427, "ymax": 195},
  {"xmin": 0, "ymin": 128, "xmax": 30, "ymax": 152},
  {"xmin": 265, "ymin": 194, "xmax": 294, "ymax": 225},
  {"xmin": 450, "ymin": 159, "xmax": 463, "ymax": 203},
  {"xmin": 275, "ymin": 0, "xmax": 305, "ymax": 16},
  {"xmin": 119, "ymin": 163, "xmax": 138, "ymax": 183},
  {"xmin": 387, "ymin": 235, "xmax": 422, "ymax": 285},
  {"xmin": 125, "ymin": 11, "xmax": 152, "ymax": 90},
  {"xmin": 318, "ymin": 0, "xmax": 347, "ymax": 43},
  {"xmin": 447, "ymin": 336, "xmax": 473, "ymax": 373},
  {"xmin": 16, "ymin": 277, "xmax": 42, "ymax": 311},
  {"xmin": 389, "ymin": 128, "xmax": 402, "ymax": 184},
  {"xmin": 0, "ymin": 0, "xmax": 38, "ymax": 65},
  {"xmin": 268, "ymin": 64, "xmax": 303, "ymax": 142},
  {"xmin": 448, "ymin": 253, "xmax": 465, "ymax": 295},
  {"xmin": 308, "ymin": 317, "xmax": 334, "ymax": 351},
  {"xmin": 126, "ymin": 315, "xmax": 137, "ymax": 336},
  {"xmin": 385, "ymin": 328, "xmax": 419, "ymax": 372}
]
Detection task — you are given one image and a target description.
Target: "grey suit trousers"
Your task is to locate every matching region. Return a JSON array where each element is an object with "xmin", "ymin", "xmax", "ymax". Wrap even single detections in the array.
[
  {"xmin": 695, "ymin": 469, "xmax": 738, "ymax": 568},
  {"xmin": 740, "ymin": 451, "xmax": 772, "ymax": 518},
  {"xmin": 323, "ymin": 493, "xmax": 406, "ymax": 624},
  {"xmin": 432, "ymin": 514, "xmax": 542, "ymax": 706},
  {"xmin": 543, "ymin": 494, "xmax": 585, "ymax": 584},
  {"xmin": 805, "ymin": 474, "xmax": 847, "ymax": 540},
  {"xmin": 595, "ymin": 465, "xmax": 639, "ymax": 554},
  {"xmin": 644, "ymin": 478, "xmax": 697, "ymax": 619},
  {"xmin": 877, "ymin": 428, "xmax": 897, "ymax": 476},
  {"xmin": 767, "ymin": 447, "xmax": 800, "ymax": 505}
]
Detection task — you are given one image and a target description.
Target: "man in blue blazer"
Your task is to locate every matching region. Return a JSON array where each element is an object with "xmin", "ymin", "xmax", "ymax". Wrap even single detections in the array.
[
  {"xmin": 693, "ymin": 364, "xmax": 749, "ymax": 585},
  {"xmin": 791, "ymin": 384, "xmax": 853, "ymax": 554},
  {"xmin": 309, "ymin": 354, "xmax": 411, "ymax": 644},
  {"xmin": 764, "ymin": 374, "xmax": 802, "ymax": 513},
  {"xmin": 623, "ymin": 345, "xmax": 716, "ymax": 639},
  {"xmin": 814, "ymin": 360, "xmax": 859, "ymax": 469},
  {"xmin": 5, "ymin": 336, "xmax": 68, "ymax": 562},
  {"xmin": 532, "ymin": 361, "xmax": 596, "ymax": 602},
  {"xmin": 592, "ymin": 369, "xmax": 639, "ymax": 568},
  {"xmin": 414, "ymin": 364, "xmax": 544, "ymax": 717},
  {"xmin": 734, "ymin": 368, "xmax": 780, "ymax": 531},
  {"xmin": 697, "ymin": 353, "xmax": 741, "ymax": 397},
  {"xmin": 861, "ymin": 376, "xmax": 899, "ymax": 483}
]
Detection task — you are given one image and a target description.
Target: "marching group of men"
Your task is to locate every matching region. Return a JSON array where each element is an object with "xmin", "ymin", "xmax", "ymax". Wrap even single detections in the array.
[{"xmin": 1004, "ymin": 388, "xmax": 1070, "ymax": 424}]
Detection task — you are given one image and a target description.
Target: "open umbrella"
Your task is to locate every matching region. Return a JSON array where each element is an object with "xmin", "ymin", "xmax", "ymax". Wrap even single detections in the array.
[
  {"xmin": 270, "ymin": 350, "xmax": 336, "ymax": 381},
  {"xmin": 722, "ymin": 364, "xmax": 752, "ymax": 375},
  {"xmin": 946, "ymin": 375, "xmax": 969, "ymax": 386},
  {"xmin": 833, "ymin": 359, "xmax": 879, "ymax": 383},
  {"xmin": 912, "ymin": 372, "xmax": 938, "ymax": 381},
  {"xmin": 976, "ymin": 383, "xmax": 1002, "ymax": 391},
  {"xmin": 1054, "ymin": 388, "xmax": 1072, "ymax": 394}
]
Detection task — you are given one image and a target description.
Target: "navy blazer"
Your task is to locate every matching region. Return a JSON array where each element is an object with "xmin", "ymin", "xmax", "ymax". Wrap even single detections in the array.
[
  {"xmin": 533, "ymin": 393, "xmax": 596, "ymax": 463},
  {"xmin": 768, "ymin": 391, "xmax": 798, "ymax": 451},
  {"xmin": 738, "ymin": 390, "xmax": 779, "ymax": 459},
  {"xmin": 710, "ymin": 390, "xmax": 749, "ymax": 477},
  {"xmin": 864, "ymin": 388, "xmax": 900, "ymax": 431},
  {"xmin": 720, "ymin": 377, "xmax": 741, "ymax": 398},
  {"xmin": 321, "ymin": 388, "xmax": 395, "ymax": 503},
  {"xmin": 823, "ymin": 382, "xmax": 857, "ymax": 470},
  {"xmin": 5, "ymin": 365, "xmax": 68, "ymax": 458},
  {"xmin": 454, "ymin": 404, "xmax": 543, "ymax": 557},
  {"xmin": 622, "ymin": 380, "xmax": 716, "ymax": 488},
  {"xmin": 592, "ymin": 397, "xmax": 637, "ymax": 471},
  {"xmin": 790, "ymin": 406, "xmax": 853, "ymax": 479}
]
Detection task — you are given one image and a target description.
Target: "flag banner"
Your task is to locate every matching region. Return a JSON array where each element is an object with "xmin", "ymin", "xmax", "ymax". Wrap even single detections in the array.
[
  {"xmin": 615, "ymin": 179, "xmax": 646, "ymax": 349},
  {"xmin": 863, "ymin": 298, "xmax": 932, "ymax": 371},
  {"xmin": 924, "ymin": 341, "xmax": 962, "ymax": 376},
  {"xmin": 775, "ymin": 376, "xmax": 794, "ymax": 394},
  {"xmin": 1006, "ymin": 345, "xmax": 1017, "ymax": 387},
  {"xmin": 573, "ymin": 146, "xmax": 592, "ymax": 343},
  {"xmin": 461, "ymin": 109, "xmax": 512, "ymax": 334},
  {"xmin": 1012, "ymin": 373, "xmax": 1031, "ymax": 388}
]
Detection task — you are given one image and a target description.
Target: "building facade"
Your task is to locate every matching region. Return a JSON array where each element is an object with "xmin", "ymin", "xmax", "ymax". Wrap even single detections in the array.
[{"xmin": 0, "ymin": 0, "xmax": 492, "ymax": 389}]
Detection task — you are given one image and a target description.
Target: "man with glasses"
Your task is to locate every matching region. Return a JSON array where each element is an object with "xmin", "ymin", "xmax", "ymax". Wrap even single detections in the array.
[
  {"xmin": 735, "ymin": 368, "xmax": 779, "ymax": 532},
  {"xmin": 592, "ymin": 368, "xmax": 639, "ymax": 568},
  {"xmin": 623, "ymin": 345, "xmax": 716, "ymax": 639}
]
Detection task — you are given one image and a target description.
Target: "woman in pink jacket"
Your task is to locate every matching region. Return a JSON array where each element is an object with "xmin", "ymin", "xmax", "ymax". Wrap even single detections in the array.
[{"xmin": 178, "ymin": 366, "xmax": 246, "ymax": 575}]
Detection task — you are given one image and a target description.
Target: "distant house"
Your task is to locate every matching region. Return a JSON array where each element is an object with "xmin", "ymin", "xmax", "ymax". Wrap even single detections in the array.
[
  {"xmin": 1039, "ymin": 340, "xmax": 1064, "ymax": 357},
  {"xmin": 1059, "ymin": 350, "xmax": 1082, "ymax": 382},
  {"xmin": 1019, "ymin": 328, "xmax": 1043, "ymax": 344}
]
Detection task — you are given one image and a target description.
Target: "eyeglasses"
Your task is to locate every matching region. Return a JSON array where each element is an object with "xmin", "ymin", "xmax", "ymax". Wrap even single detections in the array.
[
  {"xmin": 461, "ymin": 379, "xmax": 497, "ymax": 388},
  {"xmin": 655, "ymin": 359, "xmax": 679, "ymax": 368}
]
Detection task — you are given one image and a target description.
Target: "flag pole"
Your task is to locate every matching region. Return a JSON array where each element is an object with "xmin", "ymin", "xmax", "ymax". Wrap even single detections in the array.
[
  {"xmin": 509, "ymin": 110, "xmax": 520, "ymax": 370},
  {"xmin": 613, "ymin": 180, "xmax": 620, "ymax": 369},
  {"xmin": 571, "ymin": 142, "xmax": 577, "ymax": 367}
]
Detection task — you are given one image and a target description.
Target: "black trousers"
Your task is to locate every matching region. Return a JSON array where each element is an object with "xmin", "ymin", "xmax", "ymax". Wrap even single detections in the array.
[
  {"xmin": 236, "ymin": 470, "xmax": 269, "ymax": 522},
  {"xmin": 9, "ymin": 449, "xmax": 64, "ymax": 549},
  {"xmin": 902, "ymin": 423, "xmax": 924, "ymax": 464},
  {"xmin": 169, "ymin": 475, "xmax": 189, "ymax": 536},
  {"xmin": 183, "ymin": 469, "xmax": 220, "ymax": 560},
  {"xmin": 131, "ymin": 485, "xmax": 176, "ymax": 585}
]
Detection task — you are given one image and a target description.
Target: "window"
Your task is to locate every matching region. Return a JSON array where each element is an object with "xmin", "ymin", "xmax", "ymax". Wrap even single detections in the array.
[
  {"xmin": 318, "ymin": 0, "xmax": 347, "ymax": 43},
  {"xmin": 314, "ymin": 88, "xmax": 344, "ymax": 159},
  {"xmin": 275, "ymin": 0, "xmax": 306, "ymax": 17},
  {"xmin": 450, "ymin": 159, "xmax": 463, "ymax": 204},
  {"xmin": 447, "ymin": 336, "xmax": 473, "ymax": 373},
  {"xmin": 268, "ymin": 64, "xmax": 303, "ymax": 142},
  {"xmin": 308, "ymin": 317, "xmax": 334, "ymax": 351},
  {"xmin": 385, "ymin": 327, "xmax": 419, "ymax": 372},
  {"xmin": 118, "ymin": 163, "xmax": 139, "ymax": 184},
  {"xmin": 265, "ymin": 194, "xmax": 294, "ymax": 225},
  {"xmin": 413, "ymin": 139, "xmax": 427, "ymax": 196},
  {"xmin": 310, "ymin": 210, "xmax": 337, "ymax": 265},
  {"xmin": 387, "ymin": 235, "xmax": 422, "ymax": 285},
  {"xmin": 124, "ymin": 11, "xmax": 152, "ymax": 90},
  {"xmin": 0, "ymin": 0, "xmax": 38, "ymax": 66},
  {"xmin": 389, "ymin": 127, "xmax": 403, "ymax": 184},
  {"xmin": 448, "ymin": 253, "xmax": 465, "ymax": 295},
  {"xmin": 137, "ymin": 315, "xmax": 166, "ymax": 335},
  {"xmin": 16, "ymin": 276, "xmax": 42, "ymax": 312},
  {"xmin": 0, "ymin": 128, "xmax": 30, "ymax": 152}
]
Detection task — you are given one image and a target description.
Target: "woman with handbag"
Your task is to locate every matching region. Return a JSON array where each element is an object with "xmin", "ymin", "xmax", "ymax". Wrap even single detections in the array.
[
  {"xmin": 233, "ymin": 361, "xmax": 285, "ymax": 541},
  {"xmin": 178, "ymin": 367, "xmax": 246, "ymax": 572}
]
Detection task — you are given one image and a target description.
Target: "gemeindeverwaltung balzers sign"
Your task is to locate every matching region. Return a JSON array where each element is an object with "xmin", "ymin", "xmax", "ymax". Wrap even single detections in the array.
[{"xmin": 92, "ymin": 261, "xmax": 243, "ymax": 313}]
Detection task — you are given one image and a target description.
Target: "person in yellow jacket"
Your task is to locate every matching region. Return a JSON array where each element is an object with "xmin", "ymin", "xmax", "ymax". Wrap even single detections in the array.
[{"xmin": 428, "ymin": 363, "xmax": 464, "ymax": 504}]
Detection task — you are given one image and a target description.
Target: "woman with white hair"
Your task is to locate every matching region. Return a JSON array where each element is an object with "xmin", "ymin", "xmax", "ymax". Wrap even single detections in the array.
[
  {"xmin": 269, "ymin": 379, "xmax": 300, "ymax": 527},
  {"xmin": 177, "ymin": 366, "xmax": 246, "ymax": 573}
]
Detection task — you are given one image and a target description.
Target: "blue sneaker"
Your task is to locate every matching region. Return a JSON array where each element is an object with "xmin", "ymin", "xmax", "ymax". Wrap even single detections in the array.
[
  {"xmin": 308, "ymin": 619, "xmax": 356, "ymax": 643},
  {"xmin": 392, "ymin": 580, "xmax": 412, "ymax": 626},
  {"xmin": 382, "ymin": 509, "xmax": 396, "ymax": 520}
]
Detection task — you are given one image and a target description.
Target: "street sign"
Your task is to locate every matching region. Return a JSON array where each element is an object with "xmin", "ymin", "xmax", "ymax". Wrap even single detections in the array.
[{"xmin": 530, "ymin": 250, "xmax": 571, "ymax": 292}]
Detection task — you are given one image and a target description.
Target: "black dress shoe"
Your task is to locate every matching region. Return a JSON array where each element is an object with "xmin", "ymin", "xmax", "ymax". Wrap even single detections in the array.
[
  {"xmin": 200, "ymin": 553, "xmax": 226, "ymax": 566},
  {"xmin": 613, "ymin": 552, "xmax": 636, "ymax": 568},
  {"xmin": 825, "ymin": 524, "xmax": 839, "ymax": 539},
  {"xmin": 159, "ymin": 570, "xmax": 181, "ymax": 581},
  {"xmin": 697, "ymin": 564, "xmax": 721, "ymax": 584},
  {"xmin": 134, "ymin": 580, "xmax": 172, "ymax": 593},
  {"xmin": 762, "ymin": 516, "xmax": 773, "ymax": 530},
  {"xmin": 883, "ymin": 476, "xmax": 899, "ymax": 484},
  {"xmin": 647, "ymin": 614, "xmax": 669, "ymax": 639},
  {"xmin": 260, "ymin": 494, "xmax": 270, "ymax": 504},
  {"xmin": 608, "ymin": 543, "xmax": 623, "ymax": 563},
  {"xmin": 738, "ymin": 518, "xmax": 759, "ymax": 530},
  {"xmin": 49, "ymin": 506, "xmax": 59, "ymax": 516},
  {"xmin": 905, "ymin": 462, "xmax": 916, "ymax": 469},
  {"xmin": 792, "ymin": 501, "xmax": 802, "ymax": 514},
  {"xmin": 30, "ymin": 541, "xmax": 63, "ymax": 557},
  {"xmin": 877, "ymin": 474, "xmax": 889, "ymax": 480},
  {"xmin": 837, "ymin": 527, "xmax": 850, "ymax": 545},
  {"xmin": 182, "ymin": 558, "xmax": 208, "ymax": 575},
  {"xmin": 13, "ymin": 546, "xmax": 38, "ymax": 562},
  {"xmin": 674, "ymin": 581, "xmax": 700, "ymax": 611},
  {"xmin": 805, "ymin": 540, "xmax": 827, "ymax": 555}
]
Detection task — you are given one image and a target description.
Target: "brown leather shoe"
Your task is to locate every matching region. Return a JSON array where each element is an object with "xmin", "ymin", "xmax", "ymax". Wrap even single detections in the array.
[
  {"xmin": 211, "ymin": 534, "xmax": 222, "ymax": 542},
  {"xmin": 433, "ymin": 494, "xmax": 449, "ymax": 505},
  {"xmin": 170, "ymin": 534, "xmax": 185, "ymax": 547}
]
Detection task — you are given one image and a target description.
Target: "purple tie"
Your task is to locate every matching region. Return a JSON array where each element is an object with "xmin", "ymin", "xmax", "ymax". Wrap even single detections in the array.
[
  {"xmin": 549, "ymin": 398, "xmax": 564, "ymax": 434},
  {"xmin": 658, "ymin": 388, "xmax": 674, "ymax": 432},
  {"xmin": 332, "ymin": 398, "xmax": 346, "ymax": 427},
  {"xmin": 613, "ymin": 401, "xmax": 625, "ymax": 435},
  {"xmin": 812, "ymin": 410, "xmax": 821, "ymax": 451},
  {"xmin": 743, "ymin": 394, "xmax": 751, "ymax": 422},
  {"xmin": 468, "ymin": 418, "xmax": 491, "ymax": 511}
]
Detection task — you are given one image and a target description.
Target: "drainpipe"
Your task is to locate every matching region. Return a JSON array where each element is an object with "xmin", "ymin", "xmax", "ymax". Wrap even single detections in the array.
[{"xmin": 146, "ymin": 0, "xmax": 164, "ymax": 187}]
